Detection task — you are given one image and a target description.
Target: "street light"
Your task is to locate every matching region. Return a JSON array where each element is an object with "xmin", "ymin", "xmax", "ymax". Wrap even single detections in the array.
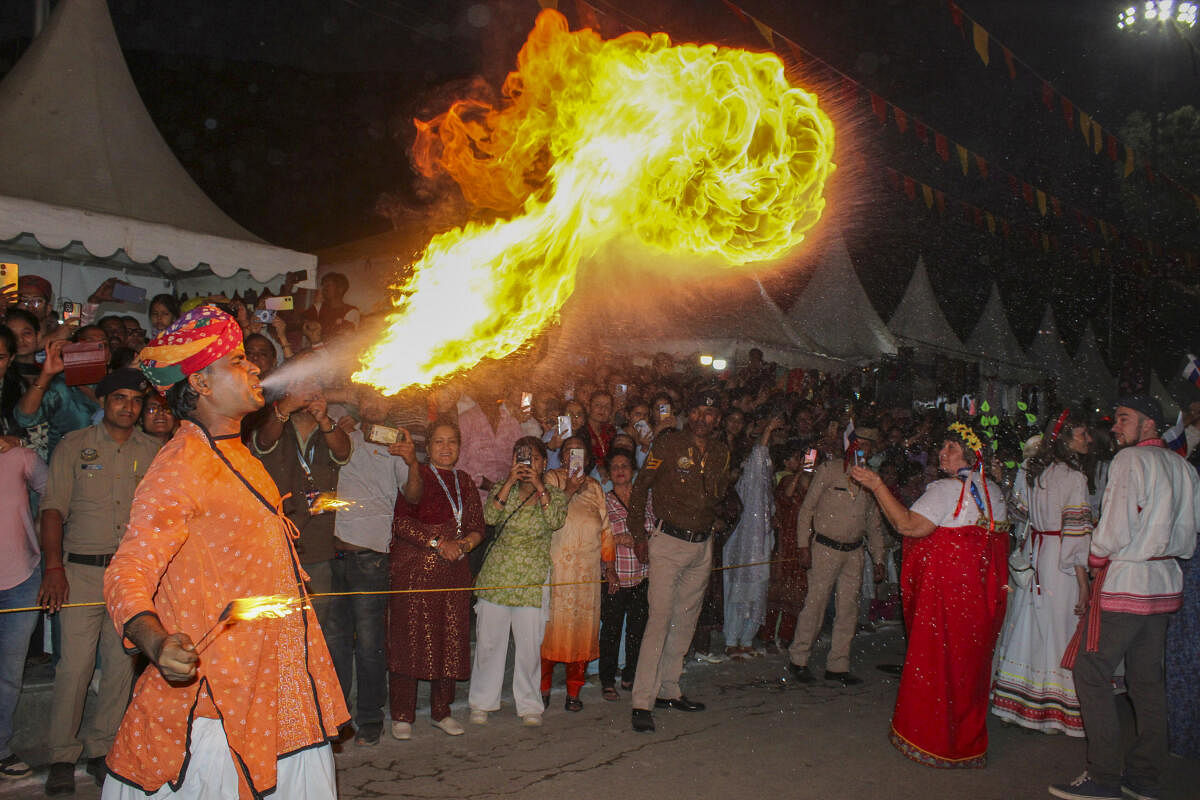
[{"xmin": 1116, "ymin": 1, "xmax": 1198, "ymax": 30}]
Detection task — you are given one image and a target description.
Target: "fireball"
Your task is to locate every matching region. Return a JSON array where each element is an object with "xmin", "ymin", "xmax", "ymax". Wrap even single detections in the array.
[{"xmin": 354, "ymin": 9, "xmax": 835, "ymax": 392}]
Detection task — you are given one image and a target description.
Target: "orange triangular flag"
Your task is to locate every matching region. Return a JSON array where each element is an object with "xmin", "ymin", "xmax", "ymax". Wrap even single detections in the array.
[
  {"xmin": 1124, "ymin": 145, "xmax": 1135, "ymax": 178},
  {"xmin": 956, "ymin": 144, "xmax": 969, "ymax": 175},
  {"xmin": 972, "ymin": 23, "xmax": 990, "ymax": 66},
  {"xmin": 922, "ymin": 184, "xmax": 934, "ymax": 209},
  {"xmin": 1079, "ymin": 112, "xmax": 1092, "ymax": 146},
  {"xmin": 1036, "ymin": 189, "xmax": 1047, "ymax": 216},
  {"xmin": 752, "ymin": 17, "xmax": 774, "ymax": 47}
]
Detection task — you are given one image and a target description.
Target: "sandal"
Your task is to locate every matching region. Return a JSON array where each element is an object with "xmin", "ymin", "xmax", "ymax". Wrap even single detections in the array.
[
  {"xmin": 565, "ymin": 696, "xmax": 583, "ymax": 712},
  {"xmin": 620, "ymin": 680, "xmax": 633, "ymax": 691},
  {"xmin": 602, "ymin": 686, "xmax": 620, "ymax": 702}
]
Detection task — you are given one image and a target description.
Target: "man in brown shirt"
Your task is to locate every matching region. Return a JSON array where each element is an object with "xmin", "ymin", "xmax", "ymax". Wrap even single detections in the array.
[
  {"xmin": 627, "ymin": 391, "xmax": 732, "ymax": 732},
  {"xmin": 37, "ymin": 369, "xmax": 162, "ymax": 795},
  {"xmin": 787, "ymin": 427, "xmax": 886, "ymax": 686}
]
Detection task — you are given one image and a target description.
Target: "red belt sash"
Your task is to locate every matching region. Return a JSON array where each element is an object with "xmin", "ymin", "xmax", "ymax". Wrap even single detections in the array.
[
  {"xmin": 1061, "ymin": 554, "xmax": 1175, "ymax": 669},
  {"xmin": 1029, "ymin": 529, "xmax": 1060, "ymax": 595}
]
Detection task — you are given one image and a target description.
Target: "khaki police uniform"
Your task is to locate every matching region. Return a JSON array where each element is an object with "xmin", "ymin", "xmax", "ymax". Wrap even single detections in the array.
[
  {"xmin": 628, "ymin": 428, "xmax": 731, "ymax": 710},
  {"xmin": 787, "ymin": 458, "xmax": 885, "ymax": 674},
  {"xmin": 41, "ymin": 423, "xmax": 160, "ymax": 765}
]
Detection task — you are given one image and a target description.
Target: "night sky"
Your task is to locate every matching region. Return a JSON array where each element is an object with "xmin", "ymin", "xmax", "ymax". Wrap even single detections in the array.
[{"xmin": 1, "ymin": 0, "xmax": 1197, "ymax": 380}]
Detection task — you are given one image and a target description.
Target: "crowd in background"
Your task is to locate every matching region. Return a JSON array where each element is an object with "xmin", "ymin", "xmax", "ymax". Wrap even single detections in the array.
[{"xmin": 1, "ymin": 268, "xmax": 1198, "ymax": 790}]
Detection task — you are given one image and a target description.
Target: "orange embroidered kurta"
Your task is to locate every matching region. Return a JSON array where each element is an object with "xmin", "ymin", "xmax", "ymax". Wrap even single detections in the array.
[
  {"xmin": 104, "ymin": 422, "xmax": 348, "ymax": 799},
  {"xmin": 540, "ymin": 471, "xmax": 614, "ymax": 663}
]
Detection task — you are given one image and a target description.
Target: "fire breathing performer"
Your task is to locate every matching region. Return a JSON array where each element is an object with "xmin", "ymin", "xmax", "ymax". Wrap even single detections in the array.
[{"xmin": 101, "ymin": 305, "xmax": 349, "ymax": 799}]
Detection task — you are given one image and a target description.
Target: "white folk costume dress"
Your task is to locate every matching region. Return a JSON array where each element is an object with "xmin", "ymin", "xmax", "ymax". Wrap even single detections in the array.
[{"xmin": 991, "ymin": 462, "xmax": 1092, "ymax": 735}]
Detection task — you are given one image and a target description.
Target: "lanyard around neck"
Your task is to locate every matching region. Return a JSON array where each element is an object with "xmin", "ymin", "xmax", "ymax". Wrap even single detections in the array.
[{"xmin": 431, "ymin": 465, "xmax": 463, "ymax": 531}]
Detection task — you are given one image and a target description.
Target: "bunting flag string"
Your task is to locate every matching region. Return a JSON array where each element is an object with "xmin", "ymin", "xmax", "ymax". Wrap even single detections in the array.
[
  {"xmin": 881, "ymin": 166, "xmax": 1199, "ymax": 282},
  {"xmin": 946, "ymin": 1, "xmax": 1200, "ymax": 218},
  {"xmin": 701, "ymin": 0, "xmax": 1199, "ymax": 276}
]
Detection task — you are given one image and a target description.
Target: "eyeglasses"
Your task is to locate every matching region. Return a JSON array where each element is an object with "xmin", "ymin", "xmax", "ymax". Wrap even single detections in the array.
[{"xmin": 17, "ymin": 295, "xmax": 46, "ymax": 308}]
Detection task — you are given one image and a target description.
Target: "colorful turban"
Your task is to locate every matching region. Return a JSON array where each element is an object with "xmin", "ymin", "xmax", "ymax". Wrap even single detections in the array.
[{"xmin": 138, "ymin": 305, "xmax": 243, "ymax": 392}]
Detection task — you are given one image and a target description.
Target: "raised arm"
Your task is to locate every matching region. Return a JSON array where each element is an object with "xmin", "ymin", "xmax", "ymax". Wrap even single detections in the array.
[{"xmin": 850, "ymin": 465, "xmax": 936, "ymax": 539}]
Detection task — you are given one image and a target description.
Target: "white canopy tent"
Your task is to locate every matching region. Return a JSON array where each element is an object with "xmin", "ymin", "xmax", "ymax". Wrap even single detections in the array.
[
  {"xmin": 887, "ymin": 255, "xmax": 965, "ymax": 360},
  {"xmin": 786, "ymin": 237, "xmax": 897, "ymax": 362},
  {"xmin": 1073, "ymin": 324, "xmax": 1117, "ymax": 409},
  {"xmin": 1149, "ymin": 371, "xmax": 1181, "ymax": 421},
  {"xmin": 0, "ymin": 0, "xmax": 314, "ymax": 316},
  {"xmin": 964, "ymin": 283, "xmax": 1039, "ymax": 412},
  {"xmin": 1026, "ymin": 304, "xmax": 1080, "ymax": 401}
]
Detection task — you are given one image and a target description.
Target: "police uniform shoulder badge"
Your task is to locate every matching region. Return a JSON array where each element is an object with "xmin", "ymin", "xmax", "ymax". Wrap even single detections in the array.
[{"xmin": 677, "ymin": 455, "xmax": 694, "ymax": 470}]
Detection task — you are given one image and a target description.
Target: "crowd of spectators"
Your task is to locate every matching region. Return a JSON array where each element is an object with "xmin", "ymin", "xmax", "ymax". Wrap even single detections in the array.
[{"xmin": 1, "ymin": 268, "xmax": 1197, "ymax": 790}]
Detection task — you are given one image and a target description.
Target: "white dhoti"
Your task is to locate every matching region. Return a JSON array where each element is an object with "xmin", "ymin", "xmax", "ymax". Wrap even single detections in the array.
[{"xmin": 101, "ymin": 717, "xmax": 336, "ymax": 800}]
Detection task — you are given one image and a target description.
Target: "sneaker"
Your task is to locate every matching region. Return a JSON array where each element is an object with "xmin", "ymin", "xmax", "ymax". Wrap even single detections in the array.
[
  {"xmin": 521, "ymin": 714, "xmax": 542, "ymax": 727},
  {"xmin": 1121, "ymin": 779, "xmax": 1160, "ymax": 800},
  {"xmin": 355, "ymin": 722, "xmax": 382, "ymax": 746},
  {"xmin": 694, "ymin": 651, "xmax": 728, "ymax": 664},
  {"xmin": 0, "ymin": 754, "xmax": 30, "ymax": 779},
  {"xmin": 469, "ymin": 709, "xmax": 488, "ymax": 725},
  {"xmin": 44, "ymin": 762, "xmax": 75, "ymax": 796},
  {"xmin": 1049, "ymin": 772, "xmax": 1121, "ymax": 800},
  {"xmin": 390, "ymin": 721, "xmax": 412, "ymax": 741},
  {"xmin": 432, "ymin": 716, "xmax": 465, "ymax": 736}
]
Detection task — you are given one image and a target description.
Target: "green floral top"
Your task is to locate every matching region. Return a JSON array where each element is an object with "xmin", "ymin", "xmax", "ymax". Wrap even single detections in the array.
[{"xmin": 476, "ymin": 481, "xmax": 568, "ymax": 607}]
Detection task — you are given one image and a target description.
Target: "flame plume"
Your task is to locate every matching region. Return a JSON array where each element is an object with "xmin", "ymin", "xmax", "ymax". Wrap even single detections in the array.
[{"xmin": 355, "ymin": 9, "xmax": 835, "ymax": 393}]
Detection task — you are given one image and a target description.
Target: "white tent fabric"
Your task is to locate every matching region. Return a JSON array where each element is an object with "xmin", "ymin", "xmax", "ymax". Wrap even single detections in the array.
[
  {"xmin": 1149, "ymin": 371, "xmax": 1181, "ymax": 421},
  {"xmin": 1073, "ymin": 324, "xmax": 1117, "ymax": 407},
  {"xmin": 0, "ymin": 0, "xmax": 313, "ymax": 281},
  {"xmin": 965, "ymin": 283, "xmax": 1036, "ymax": 382},
  {"xmin": 887, "ymin": 255, "xmax": 964, "ymax": 359},
  {"xmin": 1026, "ymin": 304, "xmax": 1079, "ymax": 399},
  {"xmin": 786, "ymin": 237, "xmax": 897, "ymax": 361}
]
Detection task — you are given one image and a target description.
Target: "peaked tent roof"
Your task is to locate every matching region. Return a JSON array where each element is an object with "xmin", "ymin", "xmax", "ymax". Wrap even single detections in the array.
[
  {"xmin": 1149, "ymin": 371, "xmax": 1181, "ymax": 421},
  {"xmin": 1027, "ymin": 304, "xmax": 1079, "ymax": 399},
  {"xmin": 1073, "ymin": 324, "xmax": 1116, "ymax": 406},
  {"xmin": 965, "ymin": 283, "xmax": 1036, "ymax": 381},
  {"xmin": 887, "ymin": 255, "xmax": 964, "ymax": 358},
  {"xmin": 786, "ymin": 237, "xmax": 897, "ymax": 361},
  {"xmin": 0, "ymin": 0, "xmax": 312, "ymax": 280}
]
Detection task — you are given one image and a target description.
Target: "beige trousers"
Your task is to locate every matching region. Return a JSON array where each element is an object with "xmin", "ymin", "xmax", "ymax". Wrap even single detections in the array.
[
  {"xmin": 787, "ymin": 542, "xmax": 864, "ymax": 673},
  {"xmin": 48, "ymin": 561, "xmax": 135, "ymax": 763},
  {"xmin": 631, "ymin": 533, "xmax": 712, "ymax": 710}
]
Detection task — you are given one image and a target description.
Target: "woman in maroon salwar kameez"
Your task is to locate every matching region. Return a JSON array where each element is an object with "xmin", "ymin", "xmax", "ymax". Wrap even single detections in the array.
[
  {"xmin": 851, "ymin": 423, "xmax": 1009, "ymax": 768},
  {"xmin": 388, "ymin": 420, "xmax": 485, "ymax": 739}
]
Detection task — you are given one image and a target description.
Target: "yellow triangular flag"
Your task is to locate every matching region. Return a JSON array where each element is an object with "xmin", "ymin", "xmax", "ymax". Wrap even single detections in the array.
[
  {"xmin": 1041, "ymin": 233, "xmax": 1050, "ymax": 253},
  {"xmin": 1124, "ymin": 145, "xmax": 1135, "ymax": 178},
  {"xmin": 922, "ymin": 184, "xmax": 934, "ymax": 209},
  {"xmin": 972, "ymin": 23, "xmax": 990, "ymax": 66},
  {"xmin": 985, "ymin": 212, "xmax": 996, "ymax": 234},
  {"xmin": 1093, "ymin": 119, "xmax": 1103, "ymax": 154},
  {"xmin": 1036, "ymin": 189, "xmax": 1047, "ymax": 216},
  {"xmin": 752, "ymin": 17, "xmax": 775, "ymax": 47},
  {"xmin": 1079, "ymin": 112, "xmax": 1092, "ymax": 146},
  {"xmin": 957, "ymin": 144, "xmax": 969, "ymax": 175},
  {"xmin": 1098, "ymin": 220, "xmax": 1109, "ymax": 241}
]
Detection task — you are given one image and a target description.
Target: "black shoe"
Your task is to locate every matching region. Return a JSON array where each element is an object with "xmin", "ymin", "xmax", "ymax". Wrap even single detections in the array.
[
  {"xmin": 654, "ymin": 696, "xmax": 705, "ymax": 712},
  {"xmin": 875, "ymin": 663, "xmax": 903, "ymax": 676},
  {"xmin": 85, "ymin": 756, "xmax": 106, "ymax": 787},
  {"xmin": 564, "ymin": 696, "xmax": 583, "ymax": 712},
  {"xmin": 788, "ymin": 663, "xmax": 815, "ymax": 683},
  {"xmin": 825, "ymin": 670, "xmax": 863, "ymax": 686},
  {"xmin": 44, "ymin": 762, "xmax": 74, "ymax": 795},
  {"xmin": 355, "ymin": 722, "xmax": 383, "ymax": 746},
  {"xmin": 631, "ymin": 709, "xmax": 655, "ymax": 733},
  {"xmin": 542, "ymin": 693, "xmax": 550, "ymax": 708}
]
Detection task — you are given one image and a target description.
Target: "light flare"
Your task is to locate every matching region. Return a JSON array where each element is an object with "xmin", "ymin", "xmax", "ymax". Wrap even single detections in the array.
[
  {"xmin": 355, "ymin": 9, "xmax": 836, "ymax": 392},
  {"xmin": 227, "ymin": 595, "xmax": 308, "ymax": 622}
]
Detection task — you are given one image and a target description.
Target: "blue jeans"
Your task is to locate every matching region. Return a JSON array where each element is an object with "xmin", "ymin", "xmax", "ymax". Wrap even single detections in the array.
[
  {"xmin": 0, "ymin": 568, "xmax": 40, "ymax": 758},
  {"xmin": 327, "ymin": 550, "xmax": 388, "ymax": 726}
]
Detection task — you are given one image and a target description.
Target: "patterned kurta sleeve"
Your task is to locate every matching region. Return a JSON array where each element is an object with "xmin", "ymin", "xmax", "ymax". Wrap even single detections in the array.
[
  {"xmin": 1058, "ymin": 468, "xmax": 1093, "ymax": 574},
  {"xmin": 595, "ymin": 481, "xmax": 615, "ymax": 562},
  {"xmin": 104, "ymin": 450, "xmax": 199, "ymax": 641}
]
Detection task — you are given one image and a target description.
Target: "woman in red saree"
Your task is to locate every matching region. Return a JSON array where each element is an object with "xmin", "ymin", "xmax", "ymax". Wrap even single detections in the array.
[{"xmin": 851, "ymin": 422, "xmax": 1009, "ymax": 768}]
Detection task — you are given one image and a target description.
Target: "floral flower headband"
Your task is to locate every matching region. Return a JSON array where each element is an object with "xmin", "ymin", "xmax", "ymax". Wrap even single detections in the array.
[{"xmin": 947, "ymin": 422, "xmax": 984, "ymax": 454}]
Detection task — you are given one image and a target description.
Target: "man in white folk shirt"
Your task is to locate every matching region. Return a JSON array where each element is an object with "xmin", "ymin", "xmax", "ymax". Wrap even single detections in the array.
[
  {"xmin": 327, "ymin": 390, "xmax": 421, "ymax": 745},
  {"xmin": 1050, "ymin": 395, "xmax": 1200, "ymax": 800}
]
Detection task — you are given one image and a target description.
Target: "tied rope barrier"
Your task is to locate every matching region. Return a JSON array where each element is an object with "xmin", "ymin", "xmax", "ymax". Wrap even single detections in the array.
[{"xmin": 0, "ymin": 558, "xmax": 793, "ymax": 615}]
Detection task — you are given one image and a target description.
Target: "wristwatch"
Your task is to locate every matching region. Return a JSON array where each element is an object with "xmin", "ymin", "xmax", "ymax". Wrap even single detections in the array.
[{"xmin": 429, "ymin": 538, "xmax": 440, "ymax": 549}]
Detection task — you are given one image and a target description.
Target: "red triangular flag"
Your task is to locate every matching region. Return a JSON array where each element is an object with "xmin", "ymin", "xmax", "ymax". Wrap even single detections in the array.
[
  {"xmin": 1107, "ymin": 133, "xmax": 1119, "ymax": 161},
  {"xmin": 893, "ymin": 107, "xmax": 909, "ymax": 134},
  {"xmin": 974, "ymin": 154, "xmax": 988, "ymax": 178},
  {"xmin": 949, "ymin": 3, "xmax": 964, "ymax": 32},
  {"xmin": 870, "ymin": 93, "xmax": 888, "ymax": 124},
  {"xmin": 1002, "ymin": 47, "xmax": 1016, "ymax": 80},
  {"xmin": 1061, "ymin": 96, "xmax": 1074, "ymax": 128},
  {"xmin": 903, "ymin": 176, "xmax": 916, "ymax": 200},
  {"xmin": 721, "ymin": 0, "xmax": 748, "ymax": 23},
  {"xmin": 934, "ymin": 133, "xmax": 950, "ymax": 161},
  {"xmin": 1022, "ymin": 183, "xmax": 1034, "ymax": 205},
  {"xmin": 1041, "ymin": 82, "xmax": 1054, "ymax": 110},
  {"xmin": 914, "ymin": 121, "xmax": 929, "ymax": 144}
]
